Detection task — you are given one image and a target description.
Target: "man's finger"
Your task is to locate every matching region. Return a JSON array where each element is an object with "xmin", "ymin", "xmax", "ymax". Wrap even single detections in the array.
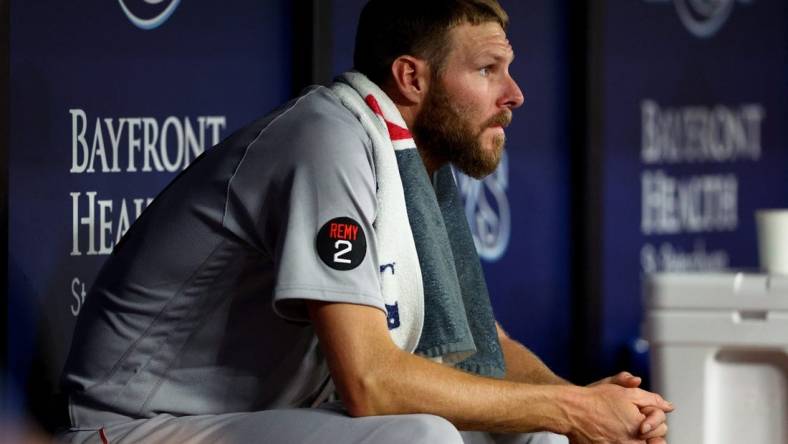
[
  {"xmin": 614, "ymin": 371, "xmax": 641, "ymax": 388},
  {"xmin": 640, "ymin": 407, "xmax": 667, "ymax": 434},
  {"xmin": 640, "ymin": 422, "xmax": 668, "ymax": 440},
  {"xmin": 590, "ymin": 371, "xmax": 642, "ymax": 388},
  {"xmin": 646, "ymin": 437, "xmax": 667, "ymax": 444},
  {"xmin": 633, "ymin": 389, "xmax": 674, "ymax": 411}
]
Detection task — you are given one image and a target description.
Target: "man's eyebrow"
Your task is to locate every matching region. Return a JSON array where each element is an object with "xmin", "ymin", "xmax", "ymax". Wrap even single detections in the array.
[
  {"xmin": 472, "ymin": 43, "xmax": 515, "ymax": 63},
  {"xmin": 488, "ymin": 51, "xmax": 515, "ymax": 64}
]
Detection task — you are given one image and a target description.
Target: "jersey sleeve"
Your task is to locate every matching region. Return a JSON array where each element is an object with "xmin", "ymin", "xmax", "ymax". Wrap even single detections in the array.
[{"xmin": 223, "ymin": 89, "xmax": 384, "ymax": 322}]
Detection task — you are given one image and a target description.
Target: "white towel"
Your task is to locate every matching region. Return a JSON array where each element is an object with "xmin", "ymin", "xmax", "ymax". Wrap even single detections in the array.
[{"xmin": 329, "ymin": 72, "xmax": 424, "ymax": 353}]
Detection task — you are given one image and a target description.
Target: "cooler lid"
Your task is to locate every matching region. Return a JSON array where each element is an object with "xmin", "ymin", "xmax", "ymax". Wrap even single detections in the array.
[{"xmin": 645, "ymin": 272, "xmax": 788, "ymax": 310}]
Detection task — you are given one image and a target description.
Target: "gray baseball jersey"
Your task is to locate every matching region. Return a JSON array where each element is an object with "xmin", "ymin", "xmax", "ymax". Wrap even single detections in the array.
[{"xmin": 61, "ymin": 86, "xmax": 385, "ymax": 428}]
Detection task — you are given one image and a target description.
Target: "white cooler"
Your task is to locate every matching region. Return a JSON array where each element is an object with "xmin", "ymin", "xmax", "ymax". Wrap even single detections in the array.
[{"xmin": 644, "ymin": 272, "xmax": 788, "ymax": 444}]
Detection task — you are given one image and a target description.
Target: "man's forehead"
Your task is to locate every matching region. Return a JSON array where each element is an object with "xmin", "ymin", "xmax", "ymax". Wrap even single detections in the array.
[{"xmin": 450, "ymin": 22, "xmax": 514, "ymax": 58}]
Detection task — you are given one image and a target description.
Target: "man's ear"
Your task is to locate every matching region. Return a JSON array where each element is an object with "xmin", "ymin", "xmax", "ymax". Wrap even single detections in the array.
[{"xmin": 389, "ymin": 56, "xmax": 430, "ymax": 105}]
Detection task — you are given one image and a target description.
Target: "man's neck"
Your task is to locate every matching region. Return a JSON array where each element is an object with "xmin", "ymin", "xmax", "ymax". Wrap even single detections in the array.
[{"xmin": 381, "ymin": 84, "xmax": 445, "ymax": 177}]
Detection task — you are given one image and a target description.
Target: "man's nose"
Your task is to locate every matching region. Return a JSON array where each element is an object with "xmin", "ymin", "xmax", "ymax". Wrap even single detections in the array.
[{"xmin": 500, "ymin": 74, "xmax": 524, "ymax": 109}]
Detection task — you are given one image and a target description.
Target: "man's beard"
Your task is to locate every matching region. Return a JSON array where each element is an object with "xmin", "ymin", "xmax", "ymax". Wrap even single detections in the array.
[{"xmin": 413, "ymin": 80, "xmax": 511, "ymax": 179}]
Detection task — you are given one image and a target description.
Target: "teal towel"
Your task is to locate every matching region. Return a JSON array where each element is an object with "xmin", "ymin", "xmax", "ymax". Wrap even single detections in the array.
[{"xmin": 395, "ymin": 152, "xmax": 505, "ymax": 378}]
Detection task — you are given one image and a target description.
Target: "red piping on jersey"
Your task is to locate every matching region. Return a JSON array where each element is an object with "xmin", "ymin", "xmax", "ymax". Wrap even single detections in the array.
[{"xmin": 99, "ymin": 428, "xmax": 109, "ymax": 444}]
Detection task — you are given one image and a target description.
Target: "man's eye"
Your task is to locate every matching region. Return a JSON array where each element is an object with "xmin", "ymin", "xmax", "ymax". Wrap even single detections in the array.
[{"xmin": 479, "ymin": 66, "xmax": 491, "ymax": 76}]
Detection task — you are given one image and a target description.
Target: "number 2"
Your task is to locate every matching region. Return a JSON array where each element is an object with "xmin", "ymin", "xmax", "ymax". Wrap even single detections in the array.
[{"xmin": 334, "ymin": 240, "xmax": 352, "ymax": 264}]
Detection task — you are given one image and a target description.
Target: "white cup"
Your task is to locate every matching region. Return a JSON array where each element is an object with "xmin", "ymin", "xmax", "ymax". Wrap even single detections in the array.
[{"xmin": 756, "ymin": 209, "xmax": 788, "ymax": 274}]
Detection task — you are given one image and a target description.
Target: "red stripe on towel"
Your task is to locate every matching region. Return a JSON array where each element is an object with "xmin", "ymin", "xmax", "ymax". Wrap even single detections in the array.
[{"xmin": 364, "ymin": 95, "xmax": 413, "ymax": 141}]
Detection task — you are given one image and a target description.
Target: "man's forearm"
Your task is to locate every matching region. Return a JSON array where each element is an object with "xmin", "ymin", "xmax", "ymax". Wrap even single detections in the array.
[
  {"xmin": 496, "ymin": 323, "xmax": 569, "ymax": 385},
  {"xmin": 310, "ymin": 301, "xmax": 576, "ymax": 433},
  {"xmin": 499, "ymin": 335, "xmax": 569, "ymax": 385},
  {"xmin": 357, "ymin": 346, "xmax": 576, "ymax": 434}
]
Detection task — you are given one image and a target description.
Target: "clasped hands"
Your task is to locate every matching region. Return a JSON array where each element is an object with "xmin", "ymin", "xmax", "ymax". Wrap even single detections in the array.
[{"xmin": 570, "ymin": 371, "xmax": 674, "ymax": 444}]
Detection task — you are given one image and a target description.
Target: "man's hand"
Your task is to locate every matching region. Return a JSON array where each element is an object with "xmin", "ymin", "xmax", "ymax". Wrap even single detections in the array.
[
  {"xmin": 589, "ymin": 371, "xmax": 642, "ymax": 389},
  {"xmin": 585, "ymin": 372, "xmax": 672, "ymax": 443},
  {"xmin": 566, "ymin": 384, "xmax": 673, "ymax": 444}
]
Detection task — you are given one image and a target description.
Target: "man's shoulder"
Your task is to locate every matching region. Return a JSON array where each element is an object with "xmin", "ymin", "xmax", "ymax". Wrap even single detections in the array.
[
  {"xmin": 217, "ymin": 86, "xmax": 368, "ymax": 154},
  {"xmin": 236, "ymin": 86, "xmax": 373, "ymax": 171},
  {"xmin": 262, "ymin": 86, "xmax": 369, "ymax": 145}
]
